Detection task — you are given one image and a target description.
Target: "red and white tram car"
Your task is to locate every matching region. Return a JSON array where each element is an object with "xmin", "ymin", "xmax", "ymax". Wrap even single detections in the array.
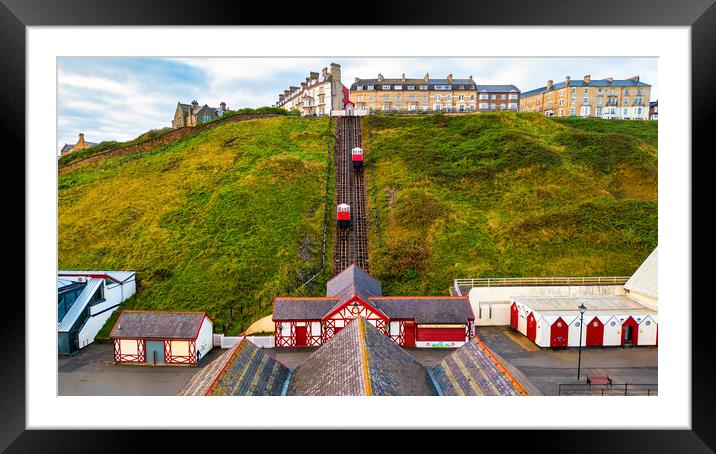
[
  {"xmin": 351, "ymin": 147, "xmax": 364, "ymax": 168},
  {"xmin": 337, "ymin": 203, "xmax": 351, "ymax": 228}
]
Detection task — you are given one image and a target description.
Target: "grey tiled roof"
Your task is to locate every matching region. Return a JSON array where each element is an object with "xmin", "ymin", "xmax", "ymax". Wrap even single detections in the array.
[
  {"xmin": 476, "ymin": 84, "xmax": 520, "ymax": 93},
  {"xmin": 431, "ymin": 339, "xmax": 525, "ymax": 396},
  {"xmin": 110, "ymin": 311, "xmax": 209, "ymax": 339},
  {"xmin": 273, "ymin": 298, "xmax": 339, "ymax": 320},
  {"xmin": 370, "ymin": 297, "xmax": 474, "ymax": 324},
  {"xmin": 351, "ymin": 78, "xmax": 476, "ymax": 90},
  {"xmin": 181, "ymin": 338, "xmax": 290, "ymax": 396},
  {"xmin": 326, "ymin": 264, "xmax": 382, "ymax": 298},
  {"xmin": 287, "ymin": 317, "xmax": 437, "ymax": 396}
]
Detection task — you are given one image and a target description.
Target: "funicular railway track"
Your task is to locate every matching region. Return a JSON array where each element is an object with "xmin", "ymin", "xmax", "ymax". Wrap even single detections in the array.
[{"xmin": 334, "ymin": 116, "xmax": 369, "ymax": 274}]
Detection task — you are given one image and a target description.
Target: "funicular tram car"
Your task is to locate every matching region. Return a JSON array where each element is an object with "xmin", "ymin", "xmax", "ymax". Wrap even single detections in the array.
[
  {"xmin": 337, "ymin": 203, "xmax": 351, "ymax": 228},
  {"xmin": 351, "ymin": 147, "xmax": 364, "ymax": 169}
]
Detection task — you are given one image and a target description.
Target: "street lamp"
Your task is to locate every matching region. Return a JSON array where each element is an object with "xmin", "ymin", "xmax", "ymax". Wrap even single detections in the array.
[{"xmin": 577, "ymin": 303, "xmax": 587, "ymax": 381}]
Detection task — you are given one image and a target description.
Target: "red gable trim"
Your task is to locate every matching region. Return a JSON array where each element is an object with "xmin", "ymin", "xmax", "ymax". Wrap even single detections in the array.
[{"xmin": 321, "ymin": 294, "xmax": 389, "ymax": 322}]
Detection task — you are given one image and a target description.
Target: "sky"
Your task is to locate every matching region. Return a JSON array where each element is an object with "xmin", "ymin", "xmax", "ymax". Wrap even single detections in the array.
[{"xmin": 57, "ymin": 57, "xmax": 657, "ymax": 152}]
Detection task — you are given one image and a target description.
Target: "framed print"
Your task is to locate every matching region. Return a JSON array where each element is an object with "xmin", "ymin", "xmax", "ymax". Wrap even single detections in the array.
[{"xmin": 6, "ymin": 0, "xmax": 713, "ymax": 451}]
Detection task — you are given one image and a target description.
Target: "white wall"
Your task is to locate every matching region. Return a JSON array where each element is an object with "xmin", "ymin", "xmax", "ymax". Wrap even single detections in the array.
[
  {"xmin": 196, "ymin": 316, "xmax": 214, "ymax": 360},
  {"xmin": 568, "ymin": 317, "xmax": 587, "ymax": 347},
  {"xmin": 603, "ymin": 317, "xmax": 622, "ymax": 346},
  {"xmin": 535, "ymin": 319, "xmax": 550, "ymax": 348},
  {"xmin": 468, "ymin": 285, "xmax": 625, "ymax": 326},
  {"xmin": 77, "ymin": 277, "xmax": 137, "ymax": 350},
  {"xmin": 638, "ymin": 316, "xmax": 658, "ymax": 345},
  {"xmin": 627, "ymin": 289, "xmax": 658, "ymax": 311}
]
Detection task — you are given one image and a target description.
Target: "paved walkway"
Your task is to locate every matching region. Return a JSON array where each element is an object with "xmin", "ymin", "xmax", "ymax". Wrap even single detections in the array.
[{"xmin": 476, "ymin": 326, "xmax": 658, "ymax": 395}]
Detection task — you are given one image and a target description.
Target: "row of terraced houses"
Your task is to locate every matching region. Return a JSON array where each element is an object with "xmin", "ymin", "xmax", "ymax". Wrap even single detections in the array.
[{"xmin": 276, "ymin": 64, "xmax": 653, "ymax": 120}]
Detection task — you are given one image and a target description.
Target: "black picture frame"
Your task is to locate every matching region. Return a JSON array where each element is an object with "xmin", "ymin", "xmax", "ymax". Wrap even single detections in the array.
[{"xmin": 4, "ymin": 0, "xmax": 711, "ymax": 451}]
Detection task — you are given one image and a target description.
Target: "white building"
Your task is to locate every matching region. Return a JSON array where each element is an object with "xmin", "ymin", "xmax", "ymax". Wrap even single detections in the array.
[
  {"xmin": 58, "ymin": 270, "xmax": 136, "ymax": 356},
  {"xmin": 276, "ymin": 63, "xmax": 345, "ymax": 117},
  {"xmin": 465, "ymin": 247, "xmax": 658, "ymax": 348}
]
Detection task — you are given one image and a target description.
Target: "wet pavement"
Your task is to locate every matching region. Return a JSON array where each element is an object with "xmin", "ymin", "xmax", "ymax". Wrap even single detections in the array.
[{"xmin": 476, "ymin": 325, "xmax": 658, "ymax": 395}]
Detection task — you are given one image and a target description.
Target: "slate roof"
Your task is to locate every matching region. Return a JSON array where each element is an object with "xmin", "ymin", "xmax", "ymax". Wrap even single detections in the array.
[
  {"xmin": 351, "ymin": 77, "xmax": 476, "ymax": 90},
  {"xmin": 287, "ymin": 317, "xmax": 437, "ymax": 396},
  {"xmin": 181, "ymin": 338, "xmax": 290, "ymax": 396},
  {"xmin": 432, "ymin": 338, "xmax": 527, "ymax": 396},
  {"xmin": 511, "ymin": 295, "xmax": 655, "ymax": 315},
  {"xmin": 522, "ymin": 78, "xmax": 651, "ymax": 98},
  {"xmin": 326, "ymin": 264, "xmax": 382, "ymax": 298},
  {"xmin": 273, "ymin": 297, "xmax": 339, "ymax": 320},
  {"xmin": 110, "ymin": 311, "xmax": 210, "ymax": 339},
  {"xmin": 369, "ymin": 297, "xmax": 474, "ymax": 324},
  {"xmin": 624, "ymin": 247, "xmax": 658, "ymax": 299},
  {"xmin": 476, "ymin": 84, "xmax": 521, "ymax": 93}
]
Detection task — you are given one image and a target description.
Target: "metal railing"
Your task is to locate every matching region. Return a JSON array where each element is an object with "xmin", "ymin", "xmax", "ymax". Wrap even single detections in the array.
[
  {"xmin": 454, "ymin": 276, "xmax": 630, "ymax": 293},
  {"xmin": 558, "ymin": 383, "xmax": 657, "ymax": 396}
]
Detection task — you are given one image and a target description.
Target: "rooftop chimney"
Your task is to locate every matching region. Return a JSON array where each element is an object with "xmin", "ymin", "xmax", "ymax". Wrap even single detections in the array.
[
  {"xmin": 565, "ymin": 75, "xmax": 571, "ymax": 85},
  {"xmin": 322, "ymin": 67, "xmax": 328, "ymax": 79},
  {"xmin": 469, "ymin": 75, "xmax": 473, "ymax": 80},
  {"xmin": 546, "ymin": 79, "xmax": 554, "ymax": 90},
  {"xmin": 583, "ymin": 74, "xmax": 591, "ymax": 84},
  {"xmin": 447, "ymin": 74, "xmax": 453, "ymax": 83},
  {"xmin": 220, "ymin": 101, "xmax": 227, "ymax": 111},
  {"xmin": 310, "ymin": 71, "xmax": 319, "ymax": 80},
  {"xmin": 300, "ymin": 82, "xmax": 306, "ymax": 88},
  {"xmin": 377, "ymin": 73, "xmax": 384, "ymax": 82},
  {"xmin": 354, "ymin": 77, "xmax": 360, "ymax": 84},
  {"xmin": 424, "ymin": 73, "xmax": 429, "ymax": 82},
  {"xmin": 605, "ymin": 77, "xmax": 613, "ymax": 84},
  {"xmin": 191, "ymin": 100, "xmax": 198, "ymax": 106},
  {"xmin": 401, "ymin": 73, "xmax": 406, "ymax": 82},
  {"xmin": 627, "ymin": 75, "xmax": 640, "ymax": 82}
]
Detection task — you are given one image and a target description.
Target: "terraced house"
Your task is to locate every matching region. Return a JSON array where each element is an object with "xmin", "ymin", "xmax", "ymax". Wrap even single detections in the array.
[
  {"xmin": 172, "ymin": 100, "xmax": 229, "ymax": 128},
  {"xmin": 350, "ymin": 73, "xmax": 478, "ymax": 113},
  {"xmin": 476, "ymin": 85, "xmax": 521, "ymax": 112},
  {"xmin": 520, "ymin": 75, "xmax": 651, "ymax": 120},
  {"xmin": 275, "ymin": 63, "xmax": 346, "ymax": 116}
]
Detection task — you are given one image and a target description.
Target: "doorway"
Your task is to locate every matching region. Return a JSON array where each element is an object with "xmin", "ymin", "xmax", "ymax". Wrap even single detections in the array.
[{"xmin": 295, "ymin": 325, "xmax": 308, "ymax": 346}]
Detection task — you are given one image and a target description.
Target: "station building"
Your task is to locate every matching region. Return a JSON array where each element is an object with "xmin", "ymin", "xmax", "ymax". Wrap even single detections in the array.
[
  {"xmin": 110, "ymin": 310, "xmax": 214, "ymax": 365},
  {"xmin": 57, "ymin": 270, "xmax": 136, "ymax": 356},
  {"xmin": 273, "ymin": 265, "xmax": 474, "ymax": 348}
]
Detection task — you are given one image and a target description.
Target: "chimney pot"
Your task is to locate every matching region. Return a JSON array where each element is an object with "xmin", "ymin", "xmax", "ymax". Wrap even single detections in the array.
[{"xmin": 583, "ymin": 74, "xmax": 591, "ymax": 84}]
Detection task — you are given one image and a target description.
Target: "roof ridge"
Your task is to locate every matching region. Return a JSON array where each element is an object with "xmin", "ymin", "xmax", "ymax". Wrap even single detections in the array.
[
  {"xmin": 356, "ymin": 317, "xmax": 373, "ymax": 396},
  {"xmin": 472, "ymin": 337, "xmax": 528, "ymax": 396}
]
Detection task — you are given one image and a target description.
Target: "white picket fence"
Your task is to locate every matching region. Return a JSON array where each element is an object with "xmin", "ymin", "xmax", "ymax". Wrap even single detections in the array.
[{"xmin": 213, "ymin": 333, "xmax": 275, "ymax": 349}]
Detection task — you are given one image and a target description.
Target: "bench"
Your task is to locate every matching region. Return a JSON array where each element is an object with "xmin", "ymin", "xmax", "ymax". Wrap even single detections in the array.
[{"xmin": 587, "ymin": 375, "xmax": 613, "ymax": 387}]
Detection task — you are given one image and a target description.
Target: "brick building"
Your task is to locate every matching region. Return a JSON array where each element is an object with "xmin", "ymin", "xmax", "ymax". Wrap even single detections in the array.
[
  {"xmin": 520, "ymin": 75, "xmax": 651, "ymax": 120},
  {"xmin": 476, "ymin": 85, "xmax": 521, "ymax": 112},
  {"xmin": 59, "ymin": 133, "xmax": 97, "ymax": 156},
  {"xmin": 350, "ymin": 73, "xmax": 478, "ymax": 113}
]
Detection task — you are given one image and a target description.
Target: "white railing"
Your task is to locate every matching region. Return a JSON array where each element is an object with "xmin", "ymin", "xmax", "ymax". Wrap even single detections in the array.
[
  {"xmin": 453, "ymin": 276, "xmax": 630, "ymax": 294},
  {"xmin": 214, "ymin": 334, "xmax": 275, "ymax": 349}
]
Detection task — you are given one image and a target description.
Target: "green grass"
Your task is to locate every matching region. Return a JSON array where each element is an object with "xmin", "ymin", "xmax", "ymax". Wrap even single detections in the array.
[
  {"xmin": 59, "ymin": 116, "xmax": 334, "ymax": 336},
  {"xmin": 363, "ymin": 113, "xmax": 657, "ymax": 295}
]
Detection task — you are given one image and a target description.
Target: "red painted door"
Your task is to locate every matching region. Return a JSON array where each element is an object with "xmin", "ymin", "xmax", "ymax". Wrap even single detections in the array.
[
  {"xmin": 526, "ymin": 313, "xmax": 537, "ymax": 341},
  {"xmin": 295, "ymin": 325, "xmax": 308, "ymax": 346},
  {"xmin": 586, "ymin": 317, "xmax": 604, "ymax": 347},
  {"xmin": 621, "ymin": 316, "xmax": 639, "ymax": 346},
  {"xmin": 550, "ymin": 317, "xmax": 569, "ymax": 348},
  {"xmin": 510, "ymin": 303, "xmax": 518, "ymax": 329},
  {"xmin": 403, "ymin": 322, "xmax": 416, "ymax": 347}
]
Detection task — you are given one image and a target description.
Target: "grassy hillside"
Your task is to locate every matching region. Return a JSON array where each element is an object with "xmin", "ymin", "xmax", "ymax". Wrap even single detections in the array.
[
  {"xmin": 59, "ymin": 116, "xmax": 334, "ymax": 335},
  {"xmin": 363, "ymin": 113, "xmax": 657, "ymax": 295}
]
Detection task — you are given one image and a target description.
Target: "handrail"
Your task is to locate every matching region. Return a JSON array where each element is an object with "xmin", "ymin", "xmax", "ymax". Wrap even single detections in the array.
[
  {"xmin": 454, "ymin": 276, "xmax": 631, "ymax": 289},
  {"xmin": 558, "ymin": 383, "xmax": 657, "ymax": 396}
]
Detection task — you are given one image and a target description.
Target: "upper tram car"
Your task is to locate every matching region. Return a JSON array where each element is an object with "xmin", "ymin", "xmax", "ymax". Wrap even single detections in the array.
[
  {"xmin": 351, "ymin": 147, "xmax": 364, "ymax": 169},
  {"xmin": 337, "ymin": 203, "xmax": 351, "ymax": 228}
]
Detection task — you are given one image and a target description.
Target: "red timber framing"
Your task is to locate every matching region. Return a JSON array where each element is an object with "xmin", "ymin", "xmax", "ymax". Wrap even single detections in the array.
[
  {"xmin": 322, "ymin": 296, "xmax": 389, "ymax": 342},
  {"xmin": 274, "ymin": 320, "xmax": 323, "ymax": 347},
  {"xmin": 113, "ymin": 339, "xmax": 146, "ymax": 363},
  {"xmin": 164, "ymin": 339, "xmax": 197, "ymax": 364}
]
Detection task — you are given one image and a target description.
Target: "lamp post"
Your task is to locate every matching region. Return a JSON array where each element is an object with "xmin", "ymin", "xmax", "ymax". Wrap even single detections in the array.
[{"xmin": 577, "ymin": 303, "xmax": 587, "ymax": 382}]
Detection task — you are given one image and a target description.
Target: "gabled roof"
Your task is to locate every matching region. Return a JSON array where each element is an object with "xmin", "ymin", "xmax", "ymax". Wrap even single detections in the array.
[
  {"xmin": 432, "ymin": 338, "xmax": 527, "ymax": 396},
  {"xmin": 521, "ymin": 78, "xmax": 651, "ymax": 98},
  {"xmin": 476, "ymin": 84, "xmax": 521, "ymax": 93},
  {"xmin": 511, "ymin": 295, "xmax": 655, "ymax": 315},
  {"xmin": 110, "ymin": 311, "xmax": 211, "ymax": 339},
  {"xmin": 624, "ymin": 247, "xmax": 658, "ymax": 299},
  {"xmin": 326, "ymin": 264, "xmax": 382, "ymax": 298},
  {"xmin": 287, "ymin": 317, "xmax": 437, "ymax": 396},
  {"xmin": 369, "ymin": 296, "xmax": 474, "ymax": 324},
  {"xmin": 273, "ymin": 297, "xmax": 339, "ymax": 320},
  {"xmin": 58, "ymin": 278, "xmax": 103, "ymax": 331},
  {"xmin": 180, "ymin": 338, "xmax": 290, "ymax": 396}
]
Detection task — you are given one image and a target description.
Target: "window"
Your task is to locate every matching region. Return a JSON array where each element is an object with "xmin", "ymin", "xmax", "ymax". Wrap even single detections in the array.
[
  {"xmin": 435, "ymin": 94, "xmax": 441, "ymax": 101},
  {"xmin": 383, "ymin": 95, "xmax": 389, "ymax": 101},
  {"xmin": 409, "ymin": 104, "xmax": 417, "ymax": 111},
  {"xmin": 419, "ymin": 85, "xmax": 428, "ymax": 90},
  {"xmin": 422, "ymin": 95, "xmax": 428, "ymax": 101},
  {"xmin": 393, "ymin": 85, "xmax": 402, "ymax": 90},
  {"xmin": 395, "ymin": 95, "xmax": 401, "ymax": 101},
  {"xmin": 637, "ymin": 88, "xmax": 642, "ymax": 95},
  {"xmin": 624, "ymin": 97, "xmax": 629, "ymax": 105},
  {"xmin": 624, "ymin": 88, "xmax": 630, "ymax": 95},
  {"xmin": 491, "ymin": 103, "xmax": 496, "ymax": 109},
  {"xmin": 382, "ymin": 85, "xmax": 391, "ymax": 90},
  {"xmin": 407, "ymin": 85, "xmax": 415, "ymax": 90},
  {"xmin": 637, "ymin": 107, "xmax": 642, "ymax": 115},
  {"xmin": 558, "ymin": 99, "xmax": 564, "ymax": 107},
  {"xmin": 558, "ymin": 109, "xmax": 563, "ymax": 116},
  {"xmin": 491, "ymin": 94, "xmax": 496, "ymax": 100},
  {"xmin": 571, "ymin": 97, "xmax": 575, "ymax": 104},
  {"xmin": 458, "ymin": 94, "xmax": 465, "ymax": 101},
  {"xmin": 559, "ymin": 89, "xmax": 565, "ymax": 97},
  {"xmin": 357, "ymin": 96, "xmax": 363, "ymax": 102},
  {"xmin": 570, "ymin": 107, "xmax": 575, "ymax": 115},
  {"xmin": 623, "ymin": 108, "xmax": 628, "ymax": 115},
  {"xmin": 584, "ymin": 87, "xmax": 589, "ymax": 94},
  {"xmin": 435, "ymin": 85, "xmax": 451, "ymax": 90},
  {"xmin": 597, "ymin": 96, "xmax": 603, "ymax": 106},
  {"xmin": 369, "ymin": 96, "xmax": 375, "ymax": 101},
  {"xmin": 446, "ymin": 94, "xmax": 452, "ymax": 100},
  {"xmin": 583, "ymin": 97, "xmax": 589, "ymax": 104},
  {"xmin": 356, "ymin": 86, "xmax": 363, "ymax": 91},
  {"xmin": 610, "ymin": 321, "xmax": 616, "ymax": 327},
  {"xmin": 470, "ymin": 94, "xmax": 475, "ymax": 100},
  {"xmin": 645, "ymin": 320, "xmax": 651, "ymax": 326},
  {"xmin": 508, "ymin": 103, "xmax": 517, "ymax": 109},
  {"xmin": 509, "ymin": 94, "xmax": 518, "ymax": 100},
  {"xmin": 501, "ymin": 94, "xmax": 506, "ymax": 100},
  {"xmin": 575, "ymin": 322, "xmax": 581, "ymax": 328},
  {"xmin": 408, "ymin": 95, "xmax": 416, "ymax": 101},
  {"xmin": 434, "ymin": 104, "xmax": 441, "ymax": 111},
  {"xmin": 479, "ymin": 93, "xmax": 488, "ymax": 100},
  {"xmin": 571, "ymin": 87, "xmax": 576, "ymax": 94},
  {"xmin": 500, "ymin": 103, "xmax": 506, "ymax": 109},
  {"xmin": 479, "ymin": 103, "xmax": 489, "ymax": 109},
  {"xmin": 367, "ymin": 85, "xmax": 374, "ymax": 90}
]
